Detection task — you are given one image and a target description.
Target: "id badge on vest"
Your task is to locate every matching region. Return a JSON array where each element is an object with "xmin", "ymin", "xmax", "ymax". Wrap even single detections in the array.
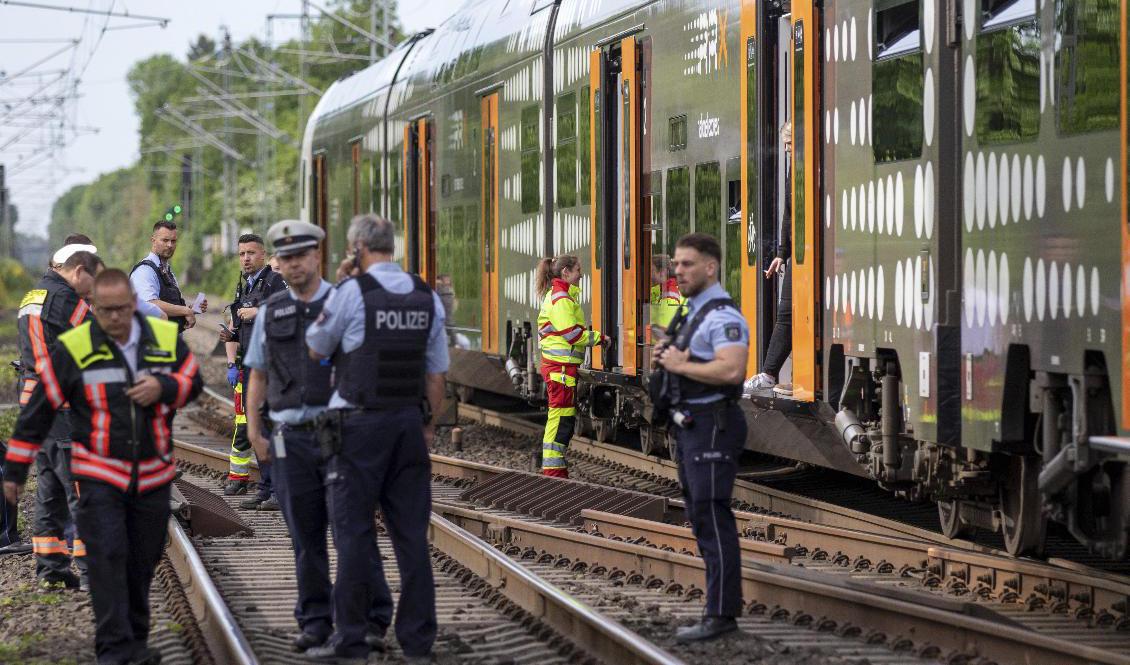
[{"xmin": 272, "ymin": 428, "xmax": 287, "ymax": 459}]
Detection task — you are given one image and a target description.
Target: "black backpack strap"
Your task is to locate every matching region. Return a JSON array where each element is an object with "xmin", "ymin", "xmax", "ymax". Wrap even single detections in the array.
[
  {"xmin": 409, "ymin": 273, "xmax": 430, "ymax": 293},
  {"xmin": 675, "ymin": 298, "xmax": 737, "ymax": 351}
]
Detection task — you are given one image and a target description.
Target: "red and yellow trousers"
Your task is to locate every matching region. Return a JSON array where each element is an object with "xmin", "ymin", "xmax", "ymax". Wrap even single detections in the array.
[{"xmin": 540, "ymin": 361, "xmax": 578, "ymax": 478}]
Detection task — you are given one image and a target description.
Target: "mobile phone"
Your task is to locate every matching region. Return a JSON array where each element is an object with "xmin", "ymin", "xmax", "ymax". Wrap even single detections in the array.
[{"xmin": 218, "ymin": 323, "xmax": 232, "ymax": 335}]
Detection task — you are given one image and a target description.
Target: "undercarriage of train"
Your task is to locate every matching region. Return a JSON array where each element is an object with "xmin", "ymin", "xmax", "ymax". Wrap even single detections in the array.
[{"xmin": 499, "ymin": 328, "xmax": 1130, "ymax": 559}]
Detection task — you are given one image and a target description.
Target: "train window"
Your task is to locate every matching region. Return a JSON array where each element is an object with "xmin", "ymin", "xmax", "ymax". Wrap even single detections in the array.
[
  {"xmin": 648, "ymin": 170, "xmax": 664, "ymax": 256},
  {"xmin": 976, "ymin": 0, "xmax": 1040, "ymax": 144},
  {"xmin": 694, "ymin": 162, "xmax": 721, "ymax": 237},
  {"xmin": 725, "ymin": 158, "xmax": 742, "ymax": 307},
  {"xmin": 666, "ymin": 167, "xmax": 690, "ymax": 245},
  {"xmin": 389, "ymin": 155, "xmax": 401, "ymax": 223},
  {"xmin": 793, "ymin": 20, "xmax": 806, "ymax": 265},
  {"xmin": 556, "ymin": 92, "xmax": 578, "ymax": 208},
  {"xmin": 579, "ymin": 85, "xmax": 591, "ymax": 206},
  {"xmin": 521, "ymin": 104, "xmax": 540, "ymax": 214},
  {"xmin": 872, "ymin": 0, "xmax": 924, "ymax": 163},
  {"xmin": 669, "ymin": 115, "xmax": 687, "ymax": 151},
  {"xmin": 1054, "ymin": 0, "xmax": 1120, "ymax": 134}
]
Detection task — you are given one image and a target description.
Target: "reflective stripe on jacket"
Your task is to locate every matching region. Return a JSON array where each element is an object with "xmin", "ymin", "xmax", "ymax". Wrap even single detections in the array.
[
  {"xmin": 4, "ymin": 315, "xmax": 202, "ymax": 493},
  {"xmin": 537, "ymin": 278, "xmax": 600, "ymax": 364}
]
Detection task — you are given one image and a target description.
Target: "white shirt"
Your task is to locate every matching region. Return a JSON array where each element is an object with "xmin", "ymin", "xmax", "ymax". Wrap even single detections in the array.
[{"xmin": 114, "ymin": 319, "xmax": 141, "ymax": 376}]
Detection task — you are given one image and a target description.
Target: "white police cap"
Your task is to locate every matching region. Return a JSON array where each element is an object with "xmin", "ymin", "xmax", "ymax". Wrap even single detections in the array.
[{"xmin": 267, "ymin": 219, "xmax": 325, "ymax": 256}]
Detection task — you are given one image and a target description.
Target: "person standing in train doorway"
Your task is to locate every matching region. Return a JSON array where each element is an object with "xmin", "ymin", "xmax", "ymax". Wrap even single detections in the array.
[
  {"xmin": 654, "ymin": 233, "xmax": 749, "ymax": 642},
  {"xmin": 534, "ymin": 255, "xmax": 608, "ymax": 478}
]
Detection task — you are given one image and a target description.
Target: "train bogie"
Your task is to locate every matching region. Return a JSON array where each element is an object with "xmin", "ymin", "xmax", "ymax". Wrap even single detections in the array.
[{"xmin": 302, "ymin": 0, "xmax": 1130, "ymax": 558}]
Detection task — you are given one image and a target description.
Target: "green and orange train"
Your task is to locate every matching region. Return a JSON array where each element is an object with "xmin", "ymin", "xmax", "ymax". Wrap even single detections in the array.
[{"xmin": 301, "ymin": 0, "xmax": 1130, "ymax": 558}]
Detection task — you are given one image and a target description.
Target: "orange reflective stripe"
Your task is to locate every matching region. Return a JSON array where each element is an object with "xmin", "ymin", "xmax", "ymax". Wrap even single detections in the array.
[
  {"xmin": 27, "ymin": 316, "xmax": 64, "ymax": 408},
  {"xmin": 5, "ymin": 439, "xmax": 38, "ymax": 464},
  {"xmin": 68, "ymin": 300, "xmax": 89, "ymax": 327},
  {"xmin": 71, "ymin": 539, "xmax": 86, "ymax": 557},
  {"xmin": 32, "ymin": 537, "xmax": 69, "ymax": 555}
]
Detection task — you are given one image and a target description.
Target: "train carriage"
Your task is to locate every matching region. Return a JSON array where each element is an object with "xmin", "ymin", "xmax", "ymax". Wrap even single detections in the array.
[{"xmin": 301, "ymin": 0, "xmax": 1130, "ymax": 559}]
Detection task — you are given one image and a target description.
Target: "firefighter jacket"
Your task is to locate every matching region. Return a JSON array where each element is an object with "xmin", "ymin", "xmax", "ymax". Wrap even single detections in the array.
[
  {"xmin": 17, "ymin": 271, "xmax": 90, "ymax": 407},
  {"xmin": 537, "ymin": 278, "xmax": 601, "ymax": 365},
  {"xmin": 649, "ymin": 277, "xmax": 683, "ymax": 330},
  {"xmin": 4, "ymin": 314, "xmax": 203, "ymax": 494},
  {"xmin": 230, "ymin": 266, "xmax": 288, "ymax": 362}
]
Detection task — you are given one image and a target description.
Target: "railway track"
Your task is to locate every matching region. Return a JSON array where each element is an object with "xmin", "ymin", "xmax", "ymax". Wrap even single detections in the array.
[{"xmin": 184, "ymin": 388, "xmax": 1130, "ymax": 664}]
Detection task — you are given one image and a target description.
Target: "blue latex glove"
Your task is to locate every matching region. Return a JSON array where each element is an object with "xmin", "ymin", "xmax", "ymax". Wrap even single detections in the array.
[{"xmin": 227, "ymin": 366, "xmax": 239, "ymax": 387}]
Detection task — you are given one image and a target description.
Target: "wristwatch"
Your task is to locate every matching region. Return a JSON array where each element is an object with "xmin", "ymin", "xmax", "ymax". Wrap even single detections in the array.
[{"xmin": 227, "ymin": 362, "xmax": 236, "ymax": 369}]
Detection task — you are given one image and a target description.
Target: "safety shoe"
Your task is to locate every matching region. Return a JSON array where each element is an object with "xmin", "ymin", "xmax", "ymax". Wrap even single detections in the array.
[
  {"xmin": 36, "ymin": 579, "xmax": 71, "ymax": 594},
  {"xmin": 79, "ymin": 575, "xmax": 90, "ymax": 593},
  {"xmin": 773, "ymin": 383, "xmax": 794, "ymax": 396},
  {"xmin": 675, "ymin": 616, "xmax": 738, "ymax": 643},
  {"xmin": 364, "ymin": 630, "xmax": 386, "ymax": 652},
  {"xmin": 292, "ymin": 631, "xmax": 327, "ymax": 653},
  {"xmin": 0, "ymin": 542, "xmax": 32, "ymax": 556},
  {"xmin": 238, "ymin": 496, "xmax": 264, "ymax": 510},
  {"xmin": 224, "ymin": 479, "xmax": 250, "ymax": 496},
  {"xmin": 258, "ymin": 496, "xmax": 280, "ymax": 511}
]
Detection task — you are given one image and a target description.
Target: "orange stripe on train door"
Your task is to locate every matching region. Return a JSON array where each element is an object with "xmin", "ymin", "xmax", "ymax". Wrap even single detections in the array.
[
  {"xmin": 740, "ymin": 0, "xmax": 760, "ymax": 377},
  {"xmin": 620, "ymin": 35, "xmax": 641, "ymax": 376},
  {"xmin": 589, "ymin": 48, "xmax": 604, "ymax": 370},
  {"xmin": 480, "ymin": 93, "xmax": 500, "ymax": 354},
  {"xmin": 789, "ymin": 3, "xmax": 822, "ymax": 402}
]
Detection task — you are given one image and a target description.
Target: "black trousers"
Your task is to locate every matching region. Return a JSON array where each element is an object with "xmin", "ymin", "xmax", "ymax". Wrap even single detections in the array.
[
  {"xmin": 764, "ymin": 267, "xmax": 793, "ymax": 379},
  {"xmin": 75, "ymin": 480, "xmax": 170, "ymax": 665},
  {"xmin": 34, "ymin": 414, "xmax": 87, "ymax": 582},
  {"xmin": 674, "ymin": 402, "xmax": 747, "ymax": 618},
  {"xmin": 0, "ymin": 428, "xmax": 22, "ymax": 548},
  {"xmin": 272, "ymin": 424, "xmax": 393, "ymax": 638},
  {"xmin": 327, "ymin": 408, "xmax": 435, "ymax": 658}
]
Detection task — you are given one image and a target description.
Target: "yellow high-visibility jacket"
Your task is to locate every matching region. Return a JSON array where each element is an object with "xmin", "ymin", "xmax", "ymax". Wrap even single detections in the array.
[
  {"xmin": 649, "ymin": 277, "xmax": 683, "ymax": 330},
  {"xmin": 537, "ymin": 278, "xmax": 601, "ymax": 364}
]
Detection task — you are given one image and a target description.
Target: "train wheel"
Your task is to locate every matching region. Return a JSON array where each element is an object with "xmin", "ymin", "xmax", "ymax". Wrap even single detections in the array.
[
  {"xmin": 593, "ymin": 418, "xmax": 616, "ymax": 443},
  {"xmin": 999, "ymin": 455, "xmax": 1047, "ymax": 557},
  {"xmin": 937, "ymin": 500, "xmax": 971, "ymax": 539},
  {"xmin": 640, "ymin": 425, "xmax": 657, "ymax": 456}
]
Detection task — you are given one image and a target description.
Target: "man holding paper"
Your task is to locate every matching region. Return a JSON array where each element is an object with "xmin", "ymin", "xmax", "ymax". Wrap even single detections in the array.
[{"xmin": 130, "ymin": 220, "xmax": 207, "ymax": 331}]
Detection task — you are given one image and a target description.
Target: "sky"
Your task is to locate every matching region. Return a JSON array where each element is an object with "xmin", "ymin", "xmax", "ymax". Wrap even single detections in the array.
[{"xmin": 0, "ymin": 0, "xmax": 464, "ymax": 236}]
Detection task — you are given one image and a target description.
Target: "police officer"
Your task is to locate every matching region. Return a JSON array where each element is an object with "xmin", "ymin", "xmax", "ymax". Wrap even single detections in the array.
[
  {"xmin": 222, "ymin": 233, "xmax": 288, "ymax": 503},
  {"xmin": 15, "ymin": 248, "xmax": 104, "ymax": 590},
  {"xmin": 653, "ymin": 233, "xmax": 749, "ymax": 642},
  {"xmin": 304, "ymin": 214, "xmax": 447, "ymax": 663},
  {"xmin": 5, "ymin": 268, "xmax": 203, "ymax": 665},
  {"xmin": 130, "ymin": 220, "xmax": 206, "ymax": 331},
  {"xmin": 243, "ymin": 220, "xmax": 393, "ymax": 653}
]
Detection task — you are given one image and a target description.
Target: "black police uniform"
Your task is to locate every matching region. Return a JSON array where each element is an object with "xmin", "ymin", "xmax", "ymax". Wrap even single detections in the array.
[
  {"xmin": 228, "ymin": 265, "xmax": 287, "ymax": 497},
  {"xmin": 15, "ymin": 271, "xmax": 91, "ymax": 584},
  {"xmin": 129, "ymin": 259, "xmax": 187, "ymax": 331},
  {"xmin": 257, "ymin": 288, "xmax": 393, "ymax": 645},
  {"xmin": 315, "ymin": 271, "xmax": 438, "ymax": 660},
  {"xmin": 666, "ymin": 294, "xmax": 748, "ymax": 623}
]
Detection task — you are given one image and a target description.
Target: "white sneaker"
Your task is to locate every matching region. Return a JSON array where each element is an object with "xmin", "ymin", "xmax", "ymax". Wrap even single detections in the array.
[{"xmin": 743, "ymin": 373, "xmax": 777, "ymax": 395}]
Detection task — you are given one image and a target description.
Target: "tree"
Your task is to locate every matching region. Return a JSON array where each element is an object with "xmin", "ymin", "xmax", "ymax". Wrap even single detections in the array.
[{"xmin": 187, "ymin": 34, "xmax": 217, "ymax": 62}]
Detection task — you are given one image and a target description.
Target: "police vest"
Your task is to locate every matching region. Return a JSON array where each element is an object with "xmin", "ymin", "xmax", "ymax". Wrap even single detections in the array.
[
  {"xmin": 130, "ymin": 259, "xmax": 186, "ymax": 331},
  {"xmin": 669, "ymin": 298, "xmax": 742, "ymax": 404},
  {"xmin": 263, "ymin": 290, "xmax": 333, "ymax": 411},
  {"xmin": 334, "ymin": 272, "xmax": 433, "ymax": 409},
  {"xmin": 17, "ymin": 272, "xmax": 89, "ymax": 405},
  {"xmin": 233, "ymin": 267, "xmax": 286, "ymax": 354}
]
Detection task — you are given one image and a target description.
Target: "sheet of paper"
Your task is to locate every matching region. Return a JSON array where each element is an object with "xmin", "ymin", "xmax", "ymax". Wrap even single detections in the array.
[{"xmin": 192, "ymin": 292, "xmax": 206, "ymax": 314}]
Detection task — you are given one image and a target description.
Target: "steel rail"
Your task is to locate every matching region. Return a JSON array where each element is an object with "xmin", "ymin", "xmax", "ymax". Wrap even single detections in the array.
[
  {"xmin": 434, "ymin": 502, "xmax": 1130, "ymax": 665},
  {"xmin": 429, "ymin": 514, "xmax": 686, "ymax": 665},
  {"xmin": 164, "ymin": 519, "xmax": 259, "ymax": 665}
]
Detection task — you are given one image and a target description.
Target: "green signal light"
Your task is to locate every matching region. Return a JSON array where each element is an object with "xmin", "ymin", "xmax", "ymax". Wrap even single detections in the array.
[
  {"xmin": 164, "ymin": 213, "xmax": 174, "ymax": 221},
  {"xmin": 173, "ymin": 204, "xmax": 183, "ymax": 214}
]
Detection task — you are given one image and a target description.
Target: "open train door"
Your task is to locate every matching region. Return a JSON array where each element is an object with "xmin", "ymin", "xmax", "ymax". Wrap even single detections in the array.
[
  {"xmin": 789, "ymin": 3, "xmax": 821, "ymax": 402},
  {"xmin": 312, "ymin": 152, "xmax": 328, "ymax": 276},
  {"xmin": 589, "ymin": 34, "xmax": 645, "ymax": 375},
  {"xmin": 481, "ymin": 93, "xmax": 500, "ymax": 354},
  {"xmin": 402, "ymin": 117, "xmax": 436, "ymax": 284}
]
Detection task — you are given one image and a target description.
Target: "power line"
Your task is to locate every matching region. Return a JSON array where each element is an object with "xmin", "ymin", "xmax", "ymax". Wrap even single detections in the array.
[{"xmin": 0, "ymin": 0, "xmax": 170, "ymax": 26}]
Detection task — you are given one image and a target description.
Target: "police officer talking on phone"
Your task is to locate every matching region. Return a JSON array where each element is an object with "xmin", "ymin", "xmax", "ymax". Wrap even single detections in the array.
[
  {"xmin": 304, "ymin": 214, "xmax": 447, "ymax": 664},
  {"xmin": 652, "ymin": 232, "xmax": 749, "ymax": 643},
  {"xmin": 241, "ymin": 220, "xmax": 393, "ymax": 654}
]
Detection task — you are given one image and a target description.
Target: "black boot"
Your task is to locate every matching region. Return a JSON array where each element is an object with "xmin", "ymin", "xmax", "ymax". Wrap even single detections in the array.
[
  {"xmin": 674, "ymin": 616, "xmax": 738, "ymax": 643},
  {"xmin": 224, "ymin": 479, "xmax": 249, "ymax": 496}
]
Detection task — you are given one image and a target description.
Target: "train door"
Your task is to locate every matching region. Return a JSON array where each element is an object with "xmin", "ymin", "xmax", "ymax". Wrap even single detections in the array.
[
  {"xmin": 789, "ymin": 3, "xmax": 821, "ymax": 402},
  {"xmin": 402, "ymin": 117, "xmax": 436, "ymax": 283},
  {"xmin": 312, "ymin": 152, "xmax": 328, "ymax": 275},
  {"xmin": 350, "ymin": 139, "xmax": 362, "ymax": 216},
  {"xmin": 481, "ymin": 93, "xmax": 500, "ymax": 354},
  {"xmin": 589, "ymin": 35, "xmax": 645, "ymax": 374}
]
